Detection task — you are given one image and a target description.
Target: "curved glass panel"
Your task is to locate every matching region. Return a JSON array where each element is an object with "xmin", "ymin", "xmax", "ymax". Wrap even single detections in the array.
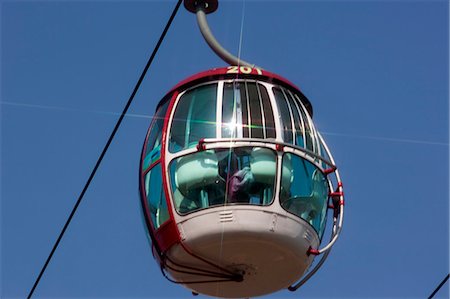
[
  {"xmin": 273, "ymin": 88, "xmax": 294, "ymax": 144},
  {"xmin": 293, "ymin": 93, "xmax": 316, "ymax": 152},
  {"xmin": 258, "ymin": 83, "xmax": 276, "ymax": 139},
  {"xmin": 169, "ymin": 84, "xmax": 218, "ymax": 152},
  {"xmin": 170, "ymin": 147, "xmax": 276, "ymax": 215},
  {"xmin": 222, "ymin": 82, "xmax": 245, "ymax": 138},
  {"xmin": 280, "ymin": 153, "xmax": 329, "ymax": 237},
  {"xmin": 273, "ymin": 87, "xmax": 318, "ymax": 153},
  {"xmin": 284, "ymin": 90, "xmax": 305, "ymax": 148},
  {"xmin": 221, "ymin": 81, "xmax": 276, "ymax": 140},
  {"xmin": 143, "ymin": 100, "xmax": 170, "ymax": 171},
  {"xmin": 144, "ymin": 163, "xmax": 169, "ymax": 228}
]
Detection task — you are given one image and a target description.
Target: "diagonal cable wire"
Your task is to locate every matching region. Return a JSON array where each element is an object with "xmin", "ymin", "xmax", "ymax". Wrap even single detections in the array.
[
  {"xmin": 428, "ymin": 273, "xmax": 449, "ymax": 299},
  {"xmin": 27, "ymin": 1, "xmax": 183, "ymax": 298}
]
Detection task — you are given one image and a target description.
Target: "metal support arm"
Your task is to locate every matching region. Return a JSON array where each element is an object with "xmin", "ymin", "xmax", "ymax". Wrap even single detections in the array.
[
  {"xmin": 185, "ymin": 0, "xmax": 256, "ymax": 67},
  {"xmin": 196, "ymin": 9, "xmax": 254, "ymax": 67}
]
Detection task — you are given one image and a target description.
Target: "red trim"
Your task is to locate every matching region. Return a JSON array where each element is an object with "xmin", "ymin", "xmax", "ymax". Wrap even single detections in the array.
[
  {"xmin": 154, "ymin": 220, "xmax": 179, "ymax": 252},
  {"xmin": 329, "ymin": 192, "xmax": 344, "ymax": 197},
  {"xmin": 276, "ymin": 144, "xmax": 285, "ymax": 152},
  {"xmin": 307, "ymin": 247, "xmax": 320, "ymax": 256},
  {"xmin": 338, "ymin": 181, "xmax": 343, "ymax": 188},
  {"xmin": 156, "ymin": 90, "xmax": 181, "ymax": 252},
  {"xmin": 328, "ymin": 199, "xmax": 345, "ymax": 209},
  {"xmin": 323, "ymin": 167, "xmax": 337, "ymax": 175},
  {"xmin": 197, "ymin": 138, "xmax": 206, "ymax": 151}
]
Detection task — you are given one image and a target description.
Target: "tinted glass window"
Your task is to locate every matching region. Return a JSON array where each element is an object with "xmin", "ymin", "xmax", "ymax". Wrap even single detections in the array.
[
  {"xmin": 258, "ymin": 84, "xmax": 276, "ymax": 139},
  {"xmin": 169, "ymin": 84, "xmax": 218, "ymax": 152},
  {"xmin": 145, "ymin": 164, "xmax": 169, "ymax": 228},
  {"xmin": 241, "ymin": 84, "xmax": 250, "ymax": 138},
  {"xmin": 318, "ymin": 139, "xmax": 330, "ymax": 169},
  {"xmin": 143, "ymin": 100, "xmax": 170, "ymax": 170},
  {"xmin": 285, "ymin": 90, "xmax": 305, "ymax": 148},
  {"xmin": 273, "ymin": 87, "xmax": 294, "ymax": 143},
  {"xmin": 294, "ymin": 93, "xmax": 315, "ymax": 152},
  {"xmin": 222, "ymin": 82, "xmax": 246, "ymax": 138},
  {"xmin": 170, "ymin": 147, "xmax": 276, "ymax": 215},
  {"xmin": 280, "ymin": 154, "xmax": 328, "ymax": 237},
  {"xmin": 247, "ymin": 82, "xmax": 264, "ymax": 139},
  {"xmin": 222, "ymin": 81, "xmax": 275, "ymax": 140}
]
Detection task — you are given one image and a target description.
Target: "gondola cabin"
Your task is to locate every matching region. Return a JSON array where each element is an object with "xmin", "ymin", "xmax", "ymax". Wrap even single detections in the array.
[{"xmin": 139, "ymin": 66, "xmax": 343, "ymax": 298}]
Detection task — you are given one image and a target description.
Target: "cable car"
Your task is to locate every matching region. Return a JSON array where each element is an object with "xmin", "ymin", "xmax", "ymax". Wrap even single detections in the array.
[
  {"xmin": 139, "ymin": 1, "xmax": 344, "ymax": 297},
  {"xmin": 139, "ymin": 66, "xmax": 344, "ymax": 298}
]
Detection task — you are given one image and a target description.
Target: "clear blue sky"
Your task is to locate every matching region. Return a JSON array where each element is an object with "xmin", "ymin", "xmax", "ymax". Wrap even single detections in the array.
[{"xmin": 1, "ymin": 0, "xmax": 449, "ymax": 298}]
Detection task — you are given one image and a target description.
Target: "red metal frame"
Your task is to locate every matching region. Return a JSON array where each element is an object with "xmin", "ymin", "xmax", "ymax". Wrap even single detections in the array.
[
  {"xmin": 139, "ymin": 102, "xmax": 167, "ymax": 255},
  {"xmin": 154, "ymin": 90, "xmax": 181, "ymax": 253},
  {"xmin": 307, "ymin": 247, "xmax": 321, "ymax": 256},
  {"xmin": 323, "ymin": 167, "xmax": 337, "ymax": 175},
  {"xmin": 329, "ymin": 191, "xmax": 344, "ymax": 198},
  {"xmin": 140, "ymin": 91, "xmax": 181, "ymax": 255}
]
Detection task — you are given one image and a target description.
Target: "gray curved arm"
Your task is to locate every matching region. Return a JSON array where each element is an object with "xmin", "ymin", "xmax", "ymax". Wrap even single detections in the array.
[{"xmin": 196, "ymin": 8, "xmax": 256, "ymax": 67}]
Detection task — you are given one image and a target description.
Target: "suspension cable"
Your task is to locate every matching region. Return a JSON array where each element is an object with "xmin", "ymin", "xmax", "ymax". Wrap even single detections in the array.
[
  {"xmin": 428, "ymin": 273, "xmax": 449, "ymax": 299},
  {"xmin": 26, "ymin": 1, "xmax": 183, "ymax": 297}
]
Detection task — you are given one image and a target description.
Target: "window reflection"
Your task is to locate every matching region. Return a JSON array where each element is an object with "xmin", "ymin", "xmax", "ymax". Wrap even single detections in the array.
[
  {"xmin": 145, "ymin": 164, "xmax": 169, "ymax": 228},
  {"xmin": 222, "ymin": 82, "xmax": 276, "ymax": 140},
  {"xmin": 143, "ymin": 100, "xmax": 169, "ymax": 170},
  {"xmin": 169, "ymin": 84, "xmax": 218, "ymax": 153},
  {"xmin": 170, "ymin": 147, "xmax": 276, "ymax": 215},
  {"xmin": 273, "ymin": 87, "xmax": 318, "ymax": 153},
  {"xmin": 280, "ymin": 154, "xmax": 329, "ymax": 237}
]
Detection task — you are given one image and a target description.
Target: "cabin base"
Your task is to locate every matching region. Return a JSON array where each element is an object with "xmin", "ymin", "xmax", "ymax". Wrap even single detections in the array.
[{"xmin": 165, "ymin": 207, "xmax": 319, "ymax": 298}]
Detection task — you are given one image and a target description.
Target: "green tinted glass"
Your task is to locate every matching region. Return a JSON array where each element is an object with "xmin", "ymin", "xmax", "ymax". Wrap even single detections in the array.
[
  {"xmin": 280, "ymin": 154, "xmax": 329, "ymax": 237},
  {"xmin": 145, "ymin": 164, "xmax": 169, "ymax": 228},
  {"xmin": 170, "ymin": 147, "xmax": 276, "ymax": 215},
  {"xmin": 169, "ymin": 84, "xmax": 218, "ymax": 152}
]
